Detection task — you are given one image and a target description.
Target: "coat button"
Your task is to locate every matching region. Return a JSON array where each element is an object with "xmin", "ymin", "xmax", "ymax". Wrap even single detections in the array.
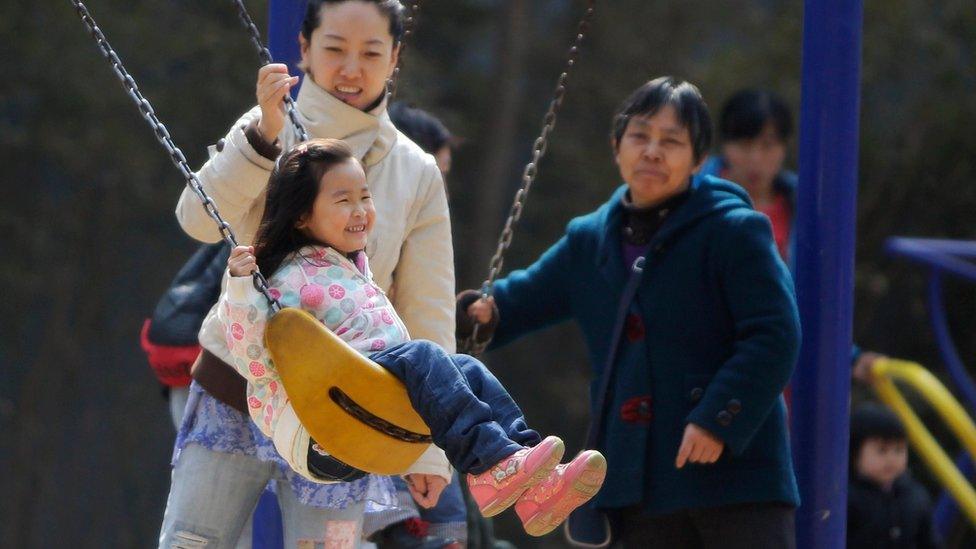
[
  {"xmin": 689, "ymin": 387, "xmax": 704, "ymax": 403},
  {"xmin": 638, "ymin": 400, "xmax": 651, "ymax": 415},
  {"xmin": 716, "ymin": 410, "xmax": 733, "ymax": 426},
  {"xmin": 215, "ymin": 138, "xmax": 226, "ymax": 152},
  {"xmin": 727, "ymin": 399, "xmax": 742, "ymax": 415}
]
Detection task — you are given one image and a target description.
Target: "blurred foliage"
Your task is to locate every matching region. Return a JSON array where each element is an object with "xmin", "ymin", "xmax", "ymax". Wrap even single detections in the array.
[{"xmin": 1, "ymin": 0, "xmax": 973, "ymax": 546}]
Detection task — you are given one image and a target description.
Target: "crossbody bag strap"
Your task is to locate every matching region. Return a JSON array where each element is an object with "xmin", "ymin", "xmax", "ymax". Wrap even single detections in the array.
[{"xmin": 584, "ymin": 253, "xmax": 647, "ymax": 448}]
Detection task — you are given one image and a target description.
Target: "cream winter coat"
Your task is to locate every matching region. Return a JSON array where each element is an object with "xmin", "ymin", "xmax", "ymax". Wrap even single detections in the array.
[{"xmin": 175, "ymin": 78, "xmax": 455, "ymax": 480}]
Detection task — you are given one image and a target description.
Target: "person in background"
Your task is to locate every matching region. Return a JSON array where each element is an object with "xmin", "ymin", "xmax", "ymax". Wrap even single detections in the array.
[
  {"xmin": 141, "ymin": 243, "xmax": 230, "ymax": 429},
  {"xmin": 389, "ymin": 102, "xmax": 454, "ymax": 178},
  {"xmin": 848, "ymin": 403, "xmax": 940, "ymax": 549},
  {"xmin": 699, "ymin": 88, "xmax": 884, "ymax": 380}
]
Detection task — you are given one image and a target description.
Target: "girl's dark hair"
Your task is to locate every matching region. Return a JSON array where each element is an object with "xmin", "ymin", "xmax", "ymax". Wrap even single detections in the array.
[
  {"xmin": 254, "ymin": 138, "xmax": 357, "ymax": 276},
  {"xmin": 719, "ymin": 89, "xmax": 793, "ymax": 143},
  {"xmin": 302, "ymin": 0, "xmax": 406, "ymax": 46},
  {"xmin": 849, "ymin": 402, "xmax": 907, "ymax": 469},
  {"xmin": 388, "ymin": 102, "xmax": 453, "ymax": 154},
  {"xmin": 611, "ymin": 76, "xmax": 713, "ymax": 163}
]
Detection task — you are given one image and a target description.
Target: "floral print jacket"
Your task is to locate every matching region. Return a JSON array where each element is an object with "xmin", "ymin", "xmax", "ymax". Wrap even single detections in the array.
[{"xmin": 218, "ymin": 245, "xmax": 411, "ymax": 439}]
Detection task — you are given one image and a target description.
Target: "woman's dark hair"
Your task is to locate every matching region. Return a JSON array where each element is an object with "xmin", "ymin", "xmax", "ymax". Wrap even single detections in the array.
[
  {"xmin": 302, "ymin": 0, "xmax": 406, "ymax": 46},
  {"xmin": 719, "ymin": 89, "xmax": 793, "ymax": 143},
  {"xmin": 611, "ymin": 76, "xmax": 712, "ymax": 163},
  {"xmin": 849, "ymin": 402, "xmax": 907, "ymax": 469},
  {"xmin": 389, "ymin": 102, "xmax": 453, "ymax": 154},
  {"xmin": 254, "ymin": 138, "xmax": 357, "ymax": 276}
]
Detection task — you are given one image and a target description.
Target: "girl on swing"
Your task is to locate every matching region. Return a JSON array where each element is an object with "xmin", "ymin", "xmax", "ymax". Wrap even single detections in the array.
[{"xmin": 219, "ymin": 137, "xmax": 607, "ymax": 538}]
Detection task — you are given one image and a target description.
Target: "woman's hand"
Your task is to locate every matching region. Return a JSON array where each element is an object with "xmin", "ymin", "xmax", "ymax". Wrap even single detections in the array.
[
  {"xmin": 404, "ymin": 473, "xmax": 447, "ymax": 509},
  {"xmin": 228, "ymin": 245, "xmax": 257, "ymax": 277},
  {"xmin": 852, "ymin": 351, "xmax": 885, "ymax": 384},
  {"xmin": 675, "ymin": 423, "xmax": 724, "ymax": 468},
  {"xmin": 255, "ymin": 64, "xmax": 300, "ymax": 144},
  {"xmin": 455, "ymin": 290, "xmax": 499, "ymax": 344}
]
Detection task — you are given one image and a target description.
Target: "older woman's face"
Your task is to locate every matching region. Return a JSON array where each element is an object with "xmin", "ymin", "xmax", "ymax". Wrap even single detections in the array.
[
  {"xmin": 614, "ymin": 106, "xmax": 702, "ymax": 208},
  {"xmin": 300, "ymin": 1, "xmax": 399, "ymax": 111}
]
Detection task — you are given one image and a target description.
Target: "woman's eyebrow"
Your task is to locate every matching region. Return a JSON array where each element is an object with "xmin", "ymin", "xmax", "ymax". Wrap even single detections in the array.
[{"xmin": 323, "ymin": 34, "xmax": 385, "ymax": 46}]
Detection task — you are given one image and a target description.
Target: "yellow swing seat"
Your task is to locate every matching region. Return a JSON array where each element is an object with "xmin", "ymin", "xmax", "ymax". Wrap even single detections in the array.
[{"xmin": 265, "ymin": 307, "xmax": 432, "ymax": 475}]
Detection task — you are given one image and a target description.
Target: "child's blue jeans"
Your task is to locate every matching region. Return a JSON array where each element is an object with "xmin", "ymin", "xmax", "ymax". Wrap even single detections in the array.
[{"xmin": 371, "ymin": 339, "xmax": 541, "ymax": 475}]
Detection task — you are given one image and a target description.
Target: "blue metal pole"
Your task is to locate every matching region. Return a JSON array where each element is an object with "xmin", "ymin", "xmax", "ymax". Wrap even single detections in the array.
[
  {"xmin": 251, "ymin": 5, "xmax": 305, "ymax": 549},
  {"xmin": 790, "ymin": 0, "xmax": 863, "ymax": 547},
  {"xmin": 927, "ymin": 271, "xmax": 976, "ymax": 415},
  {"xmin": 268, "ymin": 0, "xmax": 306, "ymax": 96}
]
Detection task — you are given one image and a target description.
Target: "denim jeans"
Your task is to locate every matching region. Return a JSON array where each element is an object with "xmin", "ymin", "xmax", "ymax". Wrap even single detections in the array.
[
  {"xmin": 371, "ymin": 339, "xmax": 541, "ymax": 475},
  {"xmin": 158, "ymin": 444, "xmax": 365, "ymax": 549}
]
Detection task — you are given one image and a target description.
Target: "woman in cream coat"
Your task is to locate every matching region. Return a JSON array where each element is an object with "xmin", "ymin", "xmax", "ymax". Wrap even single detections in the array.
[{"xmin": 158, "ymin": 2, "xmax": 455, "ymax": 547}]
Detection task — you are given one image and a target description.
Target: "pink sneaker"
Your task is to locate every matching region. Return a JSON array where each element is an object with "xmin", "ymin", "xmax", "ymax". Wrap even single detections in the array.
[
  {"xmin": 466, "ymin": 436, "xmax": 565, "ymax": 517},
  {"xmin": 514, "ymin": 450, "xmax": 608, "ymax": 537}
]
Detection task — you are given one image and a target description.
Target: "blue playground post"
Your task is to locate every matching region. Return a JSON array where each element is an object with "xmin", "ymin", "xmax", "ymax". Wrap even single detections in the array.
[
  {"xmin": 252, "ymin": 7, "xmax": 303, "ymax": 549},
  {"xmin": 791, "ymin": 0, "xmax": 864, "ymax": 547},
  {"xmin": 268, "ymin": 0, "xmax": 306, "ymax": 94}
]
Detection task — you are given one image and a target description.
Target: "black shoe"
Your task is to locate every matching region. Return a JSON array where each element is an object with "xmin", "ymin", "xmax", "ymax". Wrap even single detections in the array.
[{"xmin": 372, "ymin": 518, "xmax": 462, "ymax": 549}]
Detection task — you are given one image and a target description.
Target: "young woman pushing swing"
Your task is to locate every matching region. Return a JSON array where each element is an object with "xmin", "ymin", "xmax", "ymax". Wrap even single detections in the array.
[{"xmin": 159, "ymin": 1, "xmax": 459, "ymax": 546}]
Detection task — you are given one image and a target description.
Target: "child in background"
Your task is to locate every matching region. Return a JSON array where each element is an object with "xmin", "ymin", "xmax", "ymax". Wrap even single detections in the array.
[
  {"xmin": 848, "ymin": 403, "xmax": 941, "ymax": 549},
  {"xmin": 220, "ymin": 138, "xmax": 607, "ymax": 538}
]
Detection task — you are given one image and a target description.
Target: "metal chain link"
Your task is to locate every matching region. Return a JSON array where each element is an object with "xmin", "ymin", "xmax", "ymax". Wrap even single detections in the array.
[
  {"xmin": 232, "ymin": 0, "xmax": 309, "ymax": 143},
  {"xmin": 70, "ymin": 0, "xmax": 282, "ymax": 313},
  {"xmin": 461, "ymin": 0, "xmax": 597, "ymax": 355},
  {"xmin": 388, "ymin": 0, "xmax": 421, "ymax": 99}
]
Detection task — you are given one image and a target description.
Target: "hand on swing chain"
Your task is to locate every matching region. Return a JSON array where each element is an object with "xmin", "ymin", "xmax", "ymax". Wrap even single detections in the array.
[
  {"xmin": 256, "ymin": 64, "xmax": 299, "ymax": 144},
  {"xmin": 852, "ymin": 351, "xmax": 885, "ymax": 384},
  {"xmin": 675, "ymin": 423, "xmax": 724, "ymax": 469},
  {"xmin": 228, "ymin": 245, "xmax": 258, "ymax": 277},
  {"xmin": 467, "ymin": 296, "xmax": 496, "ymax": 325},
  {"xmin": 404, "ymin": 473, "xmax": 447, "ymax": 509}
]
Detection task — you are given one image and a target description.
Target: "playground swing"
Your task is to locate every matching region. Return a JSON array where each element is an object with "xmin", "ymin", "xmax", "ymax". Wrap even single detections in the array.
[{"xmin": 71, "ymin": 0, "xmax": 596, "ymax": 478}]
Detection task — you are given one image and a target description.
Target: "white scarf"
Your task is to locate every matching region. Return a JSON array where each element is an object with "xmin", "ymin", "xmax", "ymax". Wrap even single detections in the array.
[{"xmin": 293, "ymin": 77, "xmax": 398, "ymax": 167}]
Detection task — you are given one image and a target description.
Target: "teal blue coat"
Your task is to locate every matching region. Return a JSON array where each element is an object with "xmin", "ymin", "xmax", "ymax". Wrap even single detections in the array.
[{"xmin": 490, "ymin": 175, "xmax": 801, "ymax": 515}]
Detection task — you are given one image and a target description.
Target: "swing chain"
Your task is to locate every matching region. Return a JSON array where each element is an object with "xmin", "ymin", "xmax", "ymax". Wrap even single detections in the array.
[
  {"xmin": 70, "ymin": 0, "xmax": 282, "ymax": 314},
  {"xmin": 388, "ymin": 0, "xmax": 421, "ymax": 99},
  {"xmin": 462, "ymin": 0, "xmax": 597, "ymax": 356},
  {"xmin": 232, "ymin": 0, "xmax": 309, "ymax": 144}
]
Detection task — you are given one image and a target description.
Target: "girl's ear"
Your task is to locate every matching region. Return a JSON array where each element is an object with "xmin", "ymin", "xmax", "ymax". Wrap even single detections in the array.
[{"xmin": 295, "ymin": 214, "xmax": 308, "ymax": 230}]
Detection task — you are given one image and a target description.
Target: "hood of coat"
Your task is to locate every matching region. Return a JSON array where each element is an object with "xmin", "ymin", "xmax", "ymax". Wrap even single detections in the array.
[
  {"xmin": 596, "ymin": 174, "xmax": 754, "ymax": 278},
  {"xmin": 294, "ymin": 77, "xmax": 398, "ymax": 167}
]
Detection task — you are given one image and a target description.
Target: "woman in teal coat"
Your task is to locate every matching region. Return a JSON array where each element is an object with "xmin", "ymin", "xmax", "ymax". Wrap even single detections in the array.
[{"xmin": 460, "ymin": 77, "xmax": 801, "ymax": 548}]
